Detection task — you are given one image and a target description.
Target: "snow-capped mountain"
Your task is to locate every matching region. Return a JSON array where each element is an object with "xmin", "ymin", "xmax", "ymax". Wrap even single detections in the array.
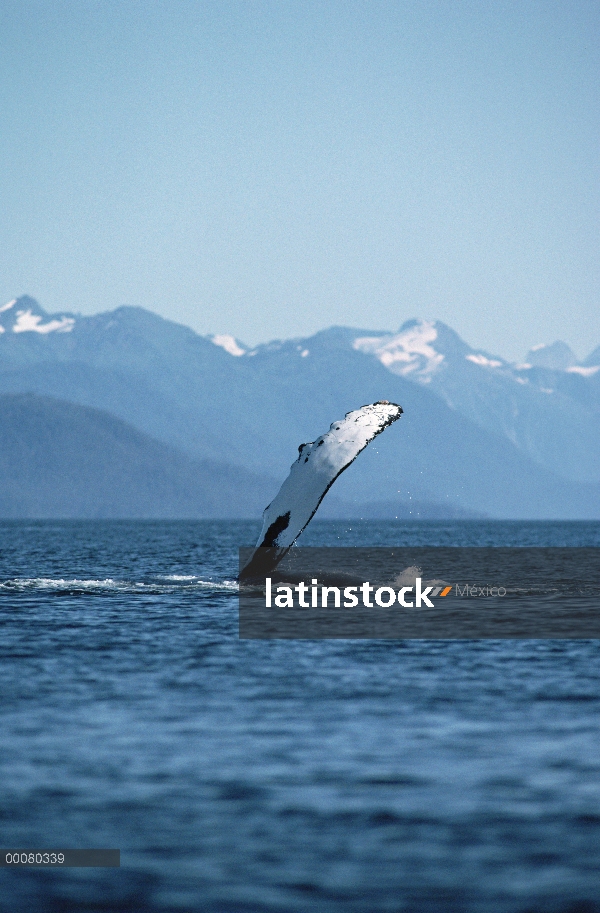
[
  {"xmin": 346, "ymin": 319, "xmax": 600, "ymax": 484},
  {"xmin": 234, "ymin": 317, "xmax": 600, "ymax": 485},
  {"xmin": 525, "ymin": 341, "xmax": 577, "ymax": 371},
  {"xmin": 351, "ymin": 318, "xmax": 599, "ymax": 387},
  {"xmin": 1, "ymin": 296, "xmax": 599, "ymax": 518},
  {"xmin": 353, "ymin": 320, "xmax": 448, "ymax": 381},
  {"xmin": 584, "ymin": 345, "xmax": 600, "ymax": 368},
  {"xmin": 0, "ymin": 296, "xmax": 75, "ymax": 335}
]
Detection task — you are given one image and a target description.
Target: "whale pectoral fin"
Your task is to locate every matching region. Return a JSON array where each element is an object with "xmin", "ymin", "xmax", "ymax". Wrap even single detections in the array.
[{"xmin": 241, "ymin": 402, "xmax": 402, "ymax": 578}]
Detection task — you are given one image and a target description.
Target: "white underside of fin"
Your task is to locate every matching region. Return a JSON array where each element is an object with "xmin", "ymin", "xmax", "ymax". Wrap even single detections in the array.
[{"xmin": 256, "ymin": 401, "xmax": 402, "ymax": 550}]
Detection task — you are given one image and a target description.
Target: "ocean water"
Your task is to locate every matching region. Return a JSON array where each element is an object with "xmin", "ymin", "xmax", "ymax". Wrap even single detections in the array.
[{"xmin": 1, "ymin": 519, "xmax": 599, "ymax": 913}]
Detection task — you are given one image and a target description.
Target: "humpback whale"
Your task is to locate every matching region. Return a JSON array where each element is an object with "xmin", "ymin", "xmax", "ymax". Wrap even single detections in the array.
[{"xmin": 241, "ymin": 401, "xmax": 402, "ymax": 578}]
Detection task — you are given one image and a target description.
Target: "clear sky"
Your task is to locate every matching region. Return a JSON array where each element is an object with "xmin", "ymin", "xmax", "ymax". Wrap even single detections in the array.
[{"xmin": 1, "ymin": 1, "xmax": 598, "ymax": 360}]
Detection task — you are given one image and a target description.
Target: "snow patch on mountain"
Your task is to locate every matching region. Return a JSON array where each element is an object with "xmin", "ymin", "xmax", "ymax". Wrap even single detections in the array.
[
  {"xmin": 210, "ymin": 334, "xmax": 246, "ymax": 357},
  {"xmin": 353, "ymin": 320, "xmax": 444, "ymax": 381},
  {"xmin": 466, "ymin": 353, "xmax": 503, "ymax": 368},
  {"xmin": 0, "ymin": 299, "xmax": 16, "ymax": 313},
  {"xmin": 12, "ymin": 309, "xmax": 75, "ymax": 334},
  {"xmin": 567, "ymin": 365, "xmax": 600, "ymax": 377}
]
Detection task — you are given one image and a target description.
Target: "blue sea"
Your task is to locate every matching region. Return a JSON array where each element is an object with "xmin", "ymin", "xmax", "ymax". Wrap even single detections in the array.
[{"xmin": 1, "ymin": 519, "xmax": 600, "ymax": 913}]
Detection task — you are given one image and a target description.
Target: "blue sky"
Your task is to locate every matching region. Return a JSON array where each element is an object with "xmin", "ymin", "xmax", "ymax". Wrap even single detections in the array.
[{"xmin": 1, "ymin": 1, "xmax": 598, "ymax": 359}]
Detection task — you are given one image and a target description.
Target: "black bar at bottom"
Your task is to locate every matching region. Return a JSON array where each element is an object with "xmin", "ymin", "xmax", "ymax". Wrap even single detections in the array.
[{"xmin": 1, "ymin": 850, "xmax": 120, "ymax": 867}]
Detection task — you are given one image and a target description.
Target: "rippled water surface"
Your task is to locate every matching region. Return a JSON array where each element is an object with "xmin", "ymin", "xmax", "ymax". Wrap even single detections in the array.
[{"xmin": 1, "ymin": 520, "xmax": 599, "ymax": 912}]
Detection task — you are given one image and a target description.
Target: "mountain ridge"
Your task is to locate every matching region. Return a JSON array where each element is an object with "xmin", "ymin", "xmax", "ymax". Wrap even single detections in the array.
[
  {"xmin": 0, "ymin": 393, "xmax": 275, "ymax": 519},
  {"xmin": 0, "ymin": 393, "xmax": 483, "ymax": 520},
  {"xmin": 1, "ymin": 296, "xmax": 598, "ymax": 518}
]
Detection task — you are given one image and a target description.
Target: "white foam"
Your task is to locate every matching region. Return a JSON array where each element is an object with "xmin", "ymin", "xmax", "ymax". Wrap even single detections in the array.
[
  {"xmin": 393, "ymin": 566, "xmax": 423, "ymax": 586},
  {"xmin": 159, "ymin": 574, "xmax": 198, "ymax": 581},
  {"xmin": 392, "ymin": 566, "xmax": 448, "ymax": 588},
  {"xmin": 0, "ymin": 577, "xmax": 239, "ymax": 593},
  {"xmin": 0, "ymin": 577, "xmax": 120, "ymax": 590}
]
